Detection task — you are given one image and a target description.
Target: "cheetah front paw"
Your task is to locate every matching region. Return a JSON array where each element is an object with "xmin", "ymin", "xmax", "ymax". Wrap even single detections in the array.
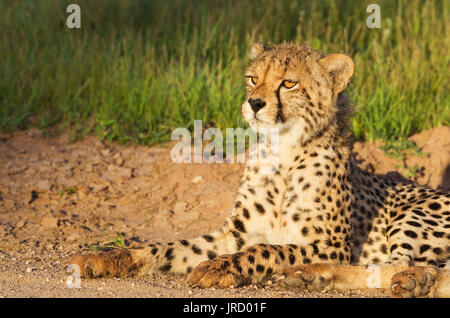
[
  {"xmin": 187, "ymin": 255, "xmax": 251, "ymax": 288},
  {"xmin": 391, "ymin": 266, "xmax": 439, "ymax": 298},
  {"xmin": 274, "ymin": 264, "xmax": 335, "ymax": 291},
  {"xmin": 67, "ymin": 249, "xmax": 140, "ymax": 278}
]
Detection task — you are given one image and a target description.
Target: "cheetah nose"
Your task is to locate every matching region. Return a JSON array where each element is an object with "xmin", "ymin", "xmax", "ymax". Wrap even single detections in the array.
[{"xmin": 248, "ymin": 98, "xmax": 266, "ymax": 113}]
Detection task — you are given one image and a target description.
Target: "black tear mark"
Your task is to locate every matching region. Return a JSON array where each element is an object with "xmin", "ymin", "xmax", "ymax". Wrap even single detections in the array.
[
  {"xmin": 275, "ymin": 86, "xmax": 285, "ymax": 123},
  {"xmin": 29, "ymin": 191, "xmax": 38, "ymax": 204}
]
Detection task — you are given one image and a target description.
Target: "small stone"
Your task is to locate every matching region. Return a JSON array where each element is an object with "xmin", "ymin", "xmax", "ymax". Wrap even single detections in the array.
[
  {"xmin": 78, "ymin": 190, "xmax": 87, "ymax": 199},
  {"xmin": 101, "ymin": 149, "xmax": 111, "ymax": 157},
  {"xmin": 26, "ymin": 267, "xmax": 32, "ymax": 273},
  {"xmin": 56, "ymin": 177, "xmax": 71, "ymax": 187},
  {"xmin": 89, "ymin": 183, "xmax": 108, "ymax": 193},
  {"xmin": 114, "ymin": 157, "xmax": 124, "ymax": 167},
  {"xmin": 35, "ymin": 180, "xmax": 51, "ymax": 192},
  {"xmin": 173, "ymin": 201, "xmax": 188, "ymax": 214},
  {"xmin": 191, "ymin": 176, "xmax": 203, "ymax": 184},
  {"xmin": 66, "ymin": 232, "xmax": 80, "ymax": 243},
  {"xmin": 107, "ymin": 165, "xmax": 133, "ymax": 178},
  {"xmin": 135, "ymin": 165, "xmax": 153, "ymax": 176},
  {"xmin": 15, "ymin": 220, "xmax": 25, "ymax": 229},
  {"xmin": 94, "ymin": 140, "xmax": 106, "ymax": 150},
  {"xmin": 188, "ymin": 290, "xmax": 193, "ymax": 294},
  {"xmin": 63, "ymin": 163, "xmax": 73, "ymax": 171},
  {"xmin": 27, "ymin": 128, "xmax": 43, "ymax": 138},
  {"xmin": 40, "ymin": 216, "xmax": 58, "ymax": 229},
  {"xmin": 85, "ymin": 163, "xmax": 94, "ymax": 173}
]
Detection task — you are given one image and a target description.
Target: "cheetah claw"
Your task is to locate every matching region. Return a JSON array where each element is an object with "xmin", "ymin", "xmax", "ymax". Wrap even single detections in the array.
[
  {"xmin": 391, "ymin": 266, "xmax": 439, "ymax": 298},
  {"xmin": 187, "ymin": 255, "xmax": 250, "ymax": 288},
  {"xmin": 274, "ymin": 264, "xmax": 334, "ymax": 291}
]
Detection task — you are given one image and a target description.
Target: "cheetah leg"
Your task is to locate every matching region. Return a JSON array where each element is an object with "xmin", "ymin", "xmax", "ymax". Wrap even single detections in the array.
[
  {"xmin": 67, "ymin": 228, "xmax": 242, "ymax": 278},
  {"xmin": 275, "ymin": 263, "xmax": 450, "ymax": 297},
  {"xmin": 275, "ymin": 263, "xmax": 408, "ymax": 292},
  {"xmin": 187, "ymin": 243, "xmax": 333, "ymax": 288}
]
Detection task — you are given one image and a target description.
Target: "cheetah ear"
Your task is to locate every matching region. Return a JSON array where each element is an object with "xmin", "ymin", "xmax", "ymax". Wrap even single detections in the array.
[
  {"xmin": 318, "ymin": 54, "xmax": 354, "ymax": 94},
  {"xmin": 249, "ymin": 42, "xmax": 269, "ymax": 60}
]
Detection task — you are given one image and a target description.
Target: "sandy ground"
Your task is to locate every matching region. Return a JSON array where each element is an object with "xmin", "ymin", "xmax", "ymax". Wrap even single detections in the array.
[{"xmin": 0, "ymin": 126, "xmax": 448, "ymax": 298}]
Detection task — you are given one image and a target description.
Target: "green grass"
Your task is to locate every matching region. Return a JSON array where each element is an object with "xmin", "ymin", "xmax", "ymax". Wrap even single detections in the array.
[
  {"xmin": 88, "ymin": 233, "xmax": 127, "ymax": 251},
  {"xmin": 0, "ymin": 0, "xmax": 448, "ymax": 145}
]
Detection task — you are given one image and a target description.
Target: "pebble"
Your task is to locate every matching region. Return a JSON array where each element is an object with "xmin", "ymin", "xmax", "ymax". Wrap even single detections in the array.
[
  {"xmin": 65, "ymin": 232, "xmax": 80, "ymax": 243},
  {"xmin": 101, "ymin": 149, "xmax": 111, "ymax": 157},
  {"xmin": 35, "ymin": 180, "xmax": 51, "ymax": 192},
  {"xmin": 173, "ymin": 201, "xmax": 187, "ymax": 214},
  {"xmin": 191, "ymin": 176, "xmax": 203, "ymax": 184},
  {"xmin": 89, "ymin": 183, "xmax": 109, "ymax": 193},
  {"xmin": 27, "ymin": 128, "xmax": 43, "ymax": 138},
  {"xmin": 114, "ymin": 157, "xmax": 124, "ymax": 167},
  {"xmin": 15, "ymin": 220, "xmax": 25, "ymax": 229},
  {"xmin": 39, "ymin": 216, "xmax": 58, "ymax": 229},
  {"xmin": 26, "ymin": 267, "xmax": 32, "ymax": 273},
  {"xmin": 107, "ymin": 165, "xmax": 133, "ymax": 178}
]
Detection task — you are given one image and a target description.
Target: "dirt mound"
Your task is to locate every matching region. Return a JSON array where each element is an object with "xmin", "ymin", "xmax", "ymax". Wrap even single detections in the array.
[
  {"xmin": 0, "ymin": 126, "xmax": 448, "ymax": 297},
  {"xmin": 353, "ymin": 126, "xmax": 450, "ymax": 190}
]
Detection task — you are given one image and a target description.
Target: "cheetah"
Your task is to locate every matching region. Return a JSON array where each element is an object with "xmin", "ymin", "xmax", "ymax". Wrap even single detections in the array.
[{"xmin": 69, "ymin": 43, "xmax": 450, "ymax": 297}]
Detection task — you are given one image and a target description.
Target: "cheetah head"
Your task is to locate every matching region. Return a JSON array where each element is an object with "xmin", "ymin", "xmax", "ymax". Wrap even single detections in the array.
[{"xmin": 242, "ymin": 42, "xmax": 354, "ymax": 142}]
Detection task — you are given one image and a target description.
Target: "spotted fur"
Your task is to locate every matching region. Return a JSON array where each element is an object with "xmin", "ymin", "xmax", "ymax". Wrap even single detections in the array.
[{"xmin": 68, "ymin": 43, "xmax": 449, "ymax": 297}]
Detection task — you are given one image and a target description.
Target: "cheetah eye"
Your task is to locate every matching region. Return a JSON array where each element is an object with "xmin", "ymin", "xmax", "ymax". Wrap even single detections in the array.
[
  {"xmin": 282, "ymin": 80, "xmax": 297, "ymax": 89},
  {"xmin": 247, "ymin": 76, "xmax": 258, "ymax": 85}
]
